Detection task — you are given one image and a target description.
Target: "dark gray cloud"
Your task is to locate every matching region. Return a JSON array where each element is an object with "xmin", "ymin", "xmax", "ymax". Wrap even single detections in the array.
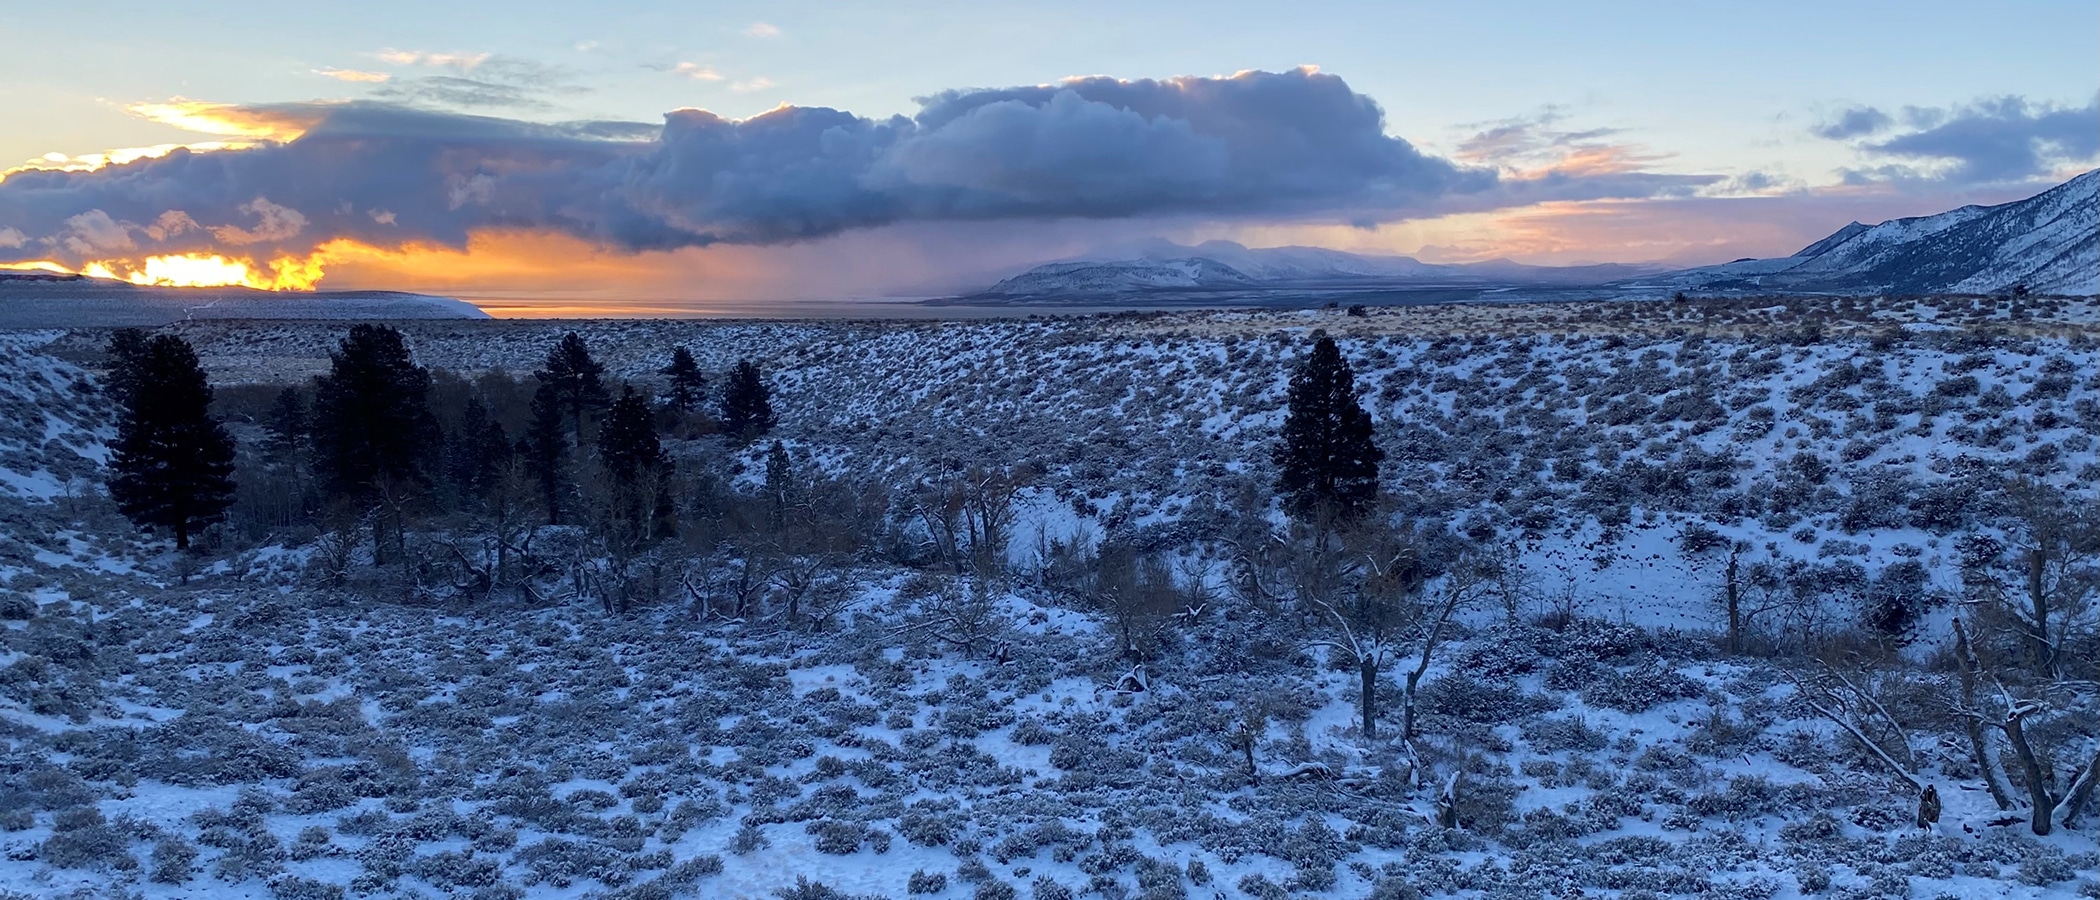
[
  {"xmin": 1823, "ymin": 95, "xmax": 2099, "ymax": 185},
  {"xmin": 1812, "ymin": 106, "xmax": 1893, "ymax": 140},
  {"xmin": 0, "ymin": 69, "xmax": 1707, "ymax": 266}
]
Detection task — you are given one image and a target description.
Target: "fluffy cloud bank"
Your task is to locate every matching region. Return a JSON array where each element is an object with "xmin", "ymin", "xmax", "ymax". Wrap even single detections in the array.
[{"xmin": 0, "ymin": 68, "xmax": 1696, "ymax": 267}]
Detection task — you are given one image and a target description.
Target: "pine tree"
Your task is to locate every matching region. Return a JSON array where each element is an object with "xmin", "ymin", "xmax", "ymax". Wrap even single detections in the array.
[
  {"xmin": 598, "ymin": 386, "xmax": 670, "ymax": 543},
  {"xmin": 446, "ymin": 396, "xmax": 512, "ymax": 504},
  {"xmin": 719, "ymin": 360, "xmax": 776, "ymax": 443},
  {"xmin": 522, "ymin": 381, "xmax": 570, "ymax": 525},
  {"xmin": 104, "ymin": 328, "xmax": 152, "ymax": 410},
  {"xmin": 1274, "ymin": 334, "xmax": 1383, "ymax": 524},
  {"xmin": 598, "ymin": 386, "xmax": 663, "ymax": 485},
  {"xmin": 310, "ymin": 325, "xmax": 440, "ymax": 504},
  {"xmin": 106, "ymin": 334, "xmax": 236, "ymax": 550},
  {"xmin": 660, "ymin": 347, "xmax": 706, "ymax": 413},
  {"xmin": 763, "ymin": 440, "xmax": 794, "ymax": 506},
  {"xmin": 261, "ymin": 387, "xmax": 308, "ymax": 470},
  {"xmin": 536, "ymin": 332, "xmax": 609, "ymax": 444}
]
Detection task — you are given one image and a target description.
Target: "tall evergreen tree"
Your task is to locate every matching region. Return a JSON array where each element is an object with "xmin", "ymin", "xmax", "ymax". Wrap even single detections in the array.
[
  {"xmin": 660, "ymin": 346, "xmax": 706, "ymax": 413},
  {"xmin": 763, "ymin": 440, "xmax": 794, "ymax": 500},
  {"xmin": 104, "ymin": 328, "xmax": 152, "ymax": 410},
  {"xmin": 106, "ymin": 334, "xmax": 236, "ymax": 550},
  {"xmin": 309, "ymin": 324, "xmax": 440, "ymax": 504},
  {"xmin": 522, "ymin": 381, "xmax": 570, "ymax": 525},
  {"xmin": 261, "ymin": 387, "xmax": 308, "ymax": 470},
  {"xmin": 598, "ymin": 387, "xmax": 663, "ymax": 484},
  {"xmin": 1274, "ymin": 334, "xmax": 1384, "ymax": 524},
  {"xmin": 445, "ymin": 396, "xmax": 513, "ymax": 504},
  {"xmin": 719, "ymin": 359, "xmax": 776, "ymax": 442},
  {"xmin": 535, "ymin": 332, "xmax": 609, "ymax": 444},
  {"xmin": 597, "ymin": 386, "xmax": 667, "ymax": 540}
]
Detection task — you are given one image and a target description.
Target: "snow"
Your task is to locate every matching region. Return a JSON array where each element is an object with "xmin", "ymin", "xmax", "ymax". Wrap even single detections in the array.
[{"xmin": 0, "ymin": 294, "xmax": 2093, "ymax": 898}]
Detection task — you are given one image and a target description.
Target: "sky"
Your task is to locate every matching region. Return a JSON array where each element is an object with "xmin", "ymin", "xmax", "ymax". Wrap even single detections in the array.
[{"xmin": 0, "ymin": 0, "xmax": 2094, "ymax": 309}]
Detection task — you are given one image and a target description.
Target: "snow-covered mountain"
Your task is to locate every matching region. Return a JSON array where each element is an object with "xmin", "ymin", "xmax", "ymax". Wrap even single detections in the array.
[
  {"xmin": 1630, "ymin": 169, "xmax": 2099, "ymax": 296},
  {"xmin": 983, "ymin": 256, "xmax": 1258, "ymax": 295},
  {"xmin": 980, "ymin": 240, "xmax": 1662, "ymax": 299},
  {"xmin": 0, "ymin": 274, "xmax": 489, "ymax": 326}
]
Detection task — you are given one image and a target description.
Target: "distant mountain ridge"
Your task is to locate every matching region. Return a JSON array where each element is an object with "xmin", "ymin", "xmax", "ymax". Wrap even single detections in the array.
[
  {"xmin": 976, "ymin": 170, "xmax": 2099, "ymax": 301},
  {"xmin": 980, "ymin": 240, "xmax": 1664, "ymax": 299},
  {"xmin": 0, "ymin": 276, "xmax": 488, "ymax": 326},
  {"xmin": 1625, "ymin": 169, "xmax": 2098, "ymax": 296}
]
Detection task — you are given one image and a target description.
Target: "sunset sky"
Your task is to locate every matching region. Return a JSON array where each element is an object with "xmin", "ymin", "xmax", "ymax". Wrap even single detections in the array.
[{"xmin": 1, "ymin": 0, "xmax": 2094, "ymax": 307}]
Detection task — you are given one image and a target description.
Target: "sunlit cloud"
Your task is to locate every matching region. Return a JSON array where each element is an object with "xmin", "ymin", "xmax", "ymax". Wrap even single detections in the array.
[
  {"xmin": 744, "ymin": 22, "xmax": 782, "ymax": 38},
  {"xmin": 730, "ymin": 76, "xmax": 775, "ymax": 93},
  {"xmin": 672, "ymin": 62, "xmax": 726, "ymax": 82},
  {"xmin": 3, "ymin": 142, "xmax": 254, "ymax": 180},
  {"xmin": 315, "ymin": 67, "xmax": 391, "ymax": 84},
  {"xmin": 376, "ymin": 49, "xmax": 492, "ymax": 70},
  {"xmin": 124, "ymin": 100, "xmax": 322, "ymax": 140}
]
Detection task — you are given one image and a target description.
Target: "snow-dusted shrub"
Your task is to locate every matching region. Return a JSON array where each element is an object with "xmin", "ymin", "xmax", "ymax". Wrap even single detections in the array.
[
  {"xmin": 806, "ymin": 818, "xmax": 866, "ymax": 854},
  {"xmin": 1689, "ymin": 775, "xmax": 1815, "ymax": 822},
  {"xmin": 975, "ymin": 880, "xmax": 1019, "ymax": 900},
  {"xmin": 0, "ymin": 591, "xmax": 32, "ymax": 619},
  {"xmin": 1010, "ymin": 715, "xmax": 1058, "ymax": 745},
  {"xmin": 409, "ymin": 849, "xmax": 503, "ymax": 890},
  {"xmin": 514, "ymin": 838, "xmax": 632, "ymax": 888},
  {"xmin": 268, "ymin": 874, "xmax": 348, "ymax": 900},
  {"xmin": 732, "ymin": 822, "xmax": 769, "ymax": 854},
  {"xmin": 908, "ymin": 870, "xmax": 948, "ymax": 894},
  {"xmin": 39, "ymin": 806, "xmax": 129, "ymax": 871},
  {"xmin": 898, "ymin": 803, "xmax": 957, "ymax": 847},
  {"xmin": 287, "ymin": 826, "xmax": 336, "ymax": 861},
  {"xmin": 1030, "ymin": 876, "xmax": 1075, "ymax": 900},
  {"xmin": 1579, "ymin": 659, "xmax": 1703, "ymax": 714},
  {"xmin": 2017, "ymin": 847, "xmax": 2079, "ymax": 886},
  {"xmin": 1420, "ymin": 674, "xmax": 1557, "ymax": 724},
  {"xmin": 1236, "ymin": 873, "xmax": 1290, "ymax": 900},
  {"xmin": 149, "ymin": 835, "xmax": 197, "ymax": 884},
  {"xmin": 1792, "ymin": 862, "xmax": 1832, "ymax": 893},
  {"xmin": 653, "ymin": 854, "xmax": 724, "ymax": 889},
  {"xmin": 1521, "ymin": 715, "xmax": 1610, "ymax": 754}
]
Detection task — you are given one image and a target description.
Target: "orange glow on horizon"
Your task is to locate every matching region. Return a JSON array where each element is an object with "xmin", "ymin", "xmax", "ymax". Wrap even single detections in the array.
[
  {"xmin": 0, "ymin": 260, "xmax": 77, "ymax": 274},
  {"xmin": 24, "ymin": 252, "xmax": 328, "ymax": 291}
]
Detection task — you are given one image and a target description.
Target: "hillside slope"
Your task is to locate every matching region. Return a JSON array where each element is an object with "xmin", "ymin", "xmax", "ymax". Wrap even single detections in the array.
[{"xmin": 1633, "ymin": 170, "xmax": 2099, "ymax": 296}]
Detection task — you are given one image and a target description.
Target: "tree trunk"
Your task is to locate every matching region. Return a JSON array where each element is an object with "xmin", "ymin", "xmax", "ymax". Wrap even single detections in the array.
[
  {"xmin": 1951, "ymin": 619, "xmax": 2014, "ymax": 810},
  {"xmin": 1360, "ymin": 656, "xmax": 1378, "ymax": 740},
  {"xmin": 1401, "ymin": 667, "xmax": 1425, "ymax": 743},
  {"xmin": 2002, "ymin": 707, "xmax": 2056, "ymax": 836},
  {"xmin": 175, "ymin": 521, "xmax": 190, "ymax": 550},
  {"xmin": 2061, "ymin": 746, "xmax": 2100, "ymax": 829},
  {"xmin": 2026, "ymin": 547, "xmax": 2051, "ymax": 673},
  {"xmin": 1724, "ymin": 549, "xmax": 1741, "ymax": 654}
]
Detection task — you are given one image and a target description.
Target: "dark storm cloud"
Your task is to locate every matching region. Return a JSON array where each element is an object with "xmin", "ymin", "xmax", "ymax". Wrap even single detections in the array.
[
  {"xmin": 1825, "ymin": 96, "xmax": 2099, "ymax": 185},
  {"xmin": 1812, "ymin": 106, "xmax": 1893, "ymax": 140},
  {"xmin": 0, "ymin": 68, "xmax": 1703, "ymax": 265}
]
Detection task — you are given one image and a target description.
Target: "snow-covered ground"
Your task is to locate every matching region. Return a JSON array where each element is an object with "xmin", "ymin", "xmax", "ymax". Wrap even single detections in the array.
[{"xmin": 2, "ymin": 294, "xmax": 2095, "ymax": 899}]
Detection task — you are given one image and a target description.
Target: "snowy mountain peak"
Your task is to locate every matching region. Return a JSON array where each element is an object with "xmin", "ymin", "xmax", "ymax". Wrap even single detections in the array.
[
  {"xmin": 1636, "ymin": 169, "xmax": 2099, "ymax": 296},
  {"xmin": 1792, "ymin": 222, "xmax": 1869, "ymax": 258}
]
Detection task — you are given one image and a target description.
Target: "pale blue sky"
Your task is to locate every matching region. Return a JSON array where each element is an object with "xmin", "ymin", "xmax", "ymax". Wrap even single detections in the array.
[
  {"xmin": 0, "ymin": 1, "xmax": 2093, "ymax": 299},
  {"xmin": 7, "ymin": 0, "xmax": 2091, "ymax": 180}
]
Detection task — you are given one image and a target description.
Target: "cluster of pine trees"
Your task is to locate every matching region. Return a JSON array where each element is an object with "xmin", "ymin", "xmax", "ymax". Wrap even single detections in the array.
[{"xmin": 102, "ymin": 326, "xmax": 778, "ymax": 569}]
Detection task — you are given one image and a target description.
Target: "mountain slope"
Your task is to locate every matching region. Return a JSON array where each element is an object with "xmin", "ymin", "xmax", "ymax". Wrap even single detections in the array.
[
  {"xmin": 0, "ymin": 275, "xmax": 490, "ymax": 326},
  {"xmin": 982, "ymin": 241, "xmax": 1664, "ymax": 299},
  {"xmin": 1635, "ymin": 170, "xmax": 2099, "ymax": 296}
]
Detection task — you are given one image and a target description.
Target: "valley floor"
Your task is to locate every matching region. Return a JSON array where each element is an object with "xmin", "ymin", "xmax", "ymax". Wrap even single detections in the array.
[{"xmin": 1, "ymin": 293, "xmax": 2095, "ymax": 899}]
